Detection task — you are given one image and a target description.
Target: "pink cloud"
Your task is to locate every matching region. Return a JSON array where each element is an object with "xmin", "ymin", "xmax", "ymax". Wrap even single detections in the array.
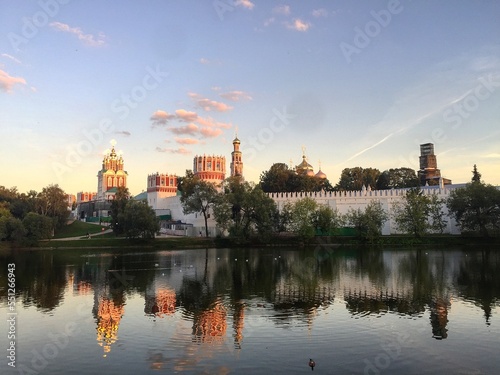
[
  {"xmin": 169, "ymin": 123, "xmax": 199, "ymax": 135},
  {"xmin": 189, "ymin": 92, "xmax": 233, "ymax": 112},
  {"xmin": 286, "ymin": 18, "xmax": 311, "ymax": 32},
  {"xmin": 50, "ymin": 22, "xmax": 106, "ymax": 46},
  {"xmin": 175, "ymin": 109, "xmax": 198, "ymax": 122},
  {"xmin": 156, "ymin": 147, "xmax": 191, "ymax": 155},
  {"xmin": 196, "ymin": 116, "xmax": 232, "ymax": 129},
  {"xmin": 235, "ymin": 0, "xmax": 254, "ymax": 10},
  {"xmin": 175, "ymin": 137, "xmax": 200, "ymax": 145},
  {"xmin": 199, "ymin": 127, "xmax": 223, "ymax": 138},
  {"xmin": 0, "ymin": 69, "xmax": 26, "ymax": 93},
  {"xmin": 219, "ymin": 90, "xmax": 252, "ymax": 102},
  {"xmin": 150, "ymin": 110, "xmax": 175, "ymax": 126}
]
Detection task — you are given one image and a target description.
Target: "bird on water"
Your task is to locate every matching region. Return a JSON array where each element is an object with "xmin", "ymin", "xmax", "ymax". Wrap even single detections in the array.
[{"xmin": 309, "ymin": 358, "xmax": 316, "ymax": 371}]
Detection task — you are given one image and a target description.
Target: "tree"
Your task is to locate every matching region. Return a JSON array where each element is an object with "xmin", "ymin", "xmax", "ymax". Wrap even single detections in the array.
[
  {"xmin": 312, "ymin": 204, "xmax": 344, "ymax": 235},
  {"xmin": 110, "ymin": 186, "xmax": 130, "ymax": 235},
  {"xmin": 335, "ymin": 167, "xmax": 381, "ymax": 191},
  {"xmin": 392, "ymin": 188, "xmax": 446, "ymax": 237},
  {"xmin": 22, "ymin": 212, "xmax": 53, "ymax": 244},
  {"xmin": 214, "ymin": 177, "xmax": 279, "ymax": 238},
  {"xmin": 471, "ymin": 164, "xmax": 482, "ymax": 183},
  {"xmin": 36, "ymin": 184, "xmax": 69, "ymax": 229},
  {"xmin": 180, "ymin": 176, "xmax": 218, "ymax": 237},
  {"xmin": 286, "ymin": 197, "xmax": 318, "ymax": 240},
  {"xmin": 260, "ymin": 163, "xmax": 335, "ymax": 193},
  {"xmin": 122, "ymin": 200, "xmax": 159, "ymax": 239},
  {"xmin": 447, "ymin": 182, "xmax": 500, "ymax": 237},
  {"xmin": 346, "ymin": 200, "xmax": 388, "ymax": 243},
  {"xmin": 376, "ymin": 168, "xmax": 419, "ymax": 190},
  {"xmin": 0, "ymin": 216, "xmax": 26, "ymax": 243}
]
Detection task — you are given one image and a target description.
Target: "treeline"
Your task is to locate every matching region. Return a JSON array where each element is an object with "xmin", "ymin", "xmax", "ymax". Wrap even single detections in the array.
[
  {"xmin": 259, "ymin": 163, "xmax": 422, "ymax": 193},
  {"xmin": 0, "ymin": 184, "xmax": 69, "ymax": 245},
  {"xmin": 181, "ymin": 166, "xmax": 500, "ymax": 241}
]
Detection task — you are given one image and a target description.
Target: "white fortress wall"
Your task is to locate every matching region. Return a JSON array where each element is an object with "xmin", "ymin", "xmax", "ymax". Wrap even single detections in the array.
[{"xmin": 267, "ymin": 186, "xmax": 461, "ymax": 235}]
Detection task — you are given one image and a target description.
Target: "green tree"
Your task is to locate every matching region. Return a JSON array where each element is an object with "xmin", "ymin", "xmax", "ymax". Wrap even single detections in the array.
[
  {"xmin": 110, "ymin": 186, "xmax": 130, "ymax": 235},
  {"xmin": 286, "ymin": 197, "xmax": 318, "ymax": 240},
  {"xmin": 392, "ymin": 188, "xmax": 446, "ymax": 237},
  {"xmin": 471, "ymin": 164, "xmax": 482, "ymax": 183},
  {"xmin": 312, "ymin": 204, "xmax": 344, "ymax": 235},
  {"xmin": 180, "ymin": 176, "xmax": 218, "ymax": 237},
  {"xmin": 335, "ymin": 167, "xmax": 381, "ymax": 191},
  {"xmin": 260, "ymin": 163, "xmax": 335, "ymax": 193},
  {"xmin": 346, "ymin": 200, "xmax": 388, "ymax": 243},
  {"xmin": 447, "ymin": 182, "xmax": 500, "ymax": 237},
  {"xmin": 215, "ymin": 177, "xmax": 278, "ymax": 238},
  {"xmin": 36, "ymin": 184, "xmax": 69, "ymax": 229},
  {"xmin": 0, "ymin": 216, "xmax": 26, "ymax": 243},
  {"xmin": 376, "ymin": 168, "xmax": 419, "ymax": 189},
  {"xmin": 22, "ymin": 212, "xmax": 54, "ymax": 244},
  {"xmin": 122, "ymin": 200, "xmax": 159, "ymax": 239}
]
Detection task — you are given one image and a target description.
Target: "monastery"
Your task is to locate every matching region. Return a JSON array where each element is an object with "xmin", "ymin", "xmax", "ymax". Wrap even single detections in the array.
[{"xmin": 77, "ymin": 138, "xmax": 463, "ymax": 236}]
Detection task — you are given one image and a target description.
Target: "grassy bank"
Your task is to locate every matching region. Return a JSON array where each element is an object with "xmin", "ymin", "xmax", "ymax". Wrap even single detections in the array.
[
  {"xmin": 39, "ymin": 236, "xmax": 216, "ymax": 250},
  {"xmin": 53, "ymin": 220, "xmax": 108, "ymax": 239}
]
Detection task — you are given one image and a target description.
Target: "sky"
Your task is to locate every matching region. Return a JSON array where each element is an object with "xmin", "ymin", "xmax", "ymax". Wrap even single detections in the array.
[{"xmin": 1, "ymin": 0, "xmax": 499, "ymax": 196}]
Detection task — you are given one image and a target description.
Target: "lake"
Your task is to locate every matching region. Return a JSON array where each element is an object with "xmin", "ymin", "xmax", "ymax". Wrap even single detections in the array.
[{"xmin": 1, "ymin": 245, "xmax": 499, "ymax": 374}]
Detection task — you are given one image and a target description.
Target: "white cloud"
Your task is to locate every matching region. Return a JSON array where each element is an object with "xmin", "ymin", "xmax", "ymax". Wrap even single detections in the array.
[
  {"xmin": 50, "ymin": 22, "xmax": 106, "ymax": 46},
  {"xmin": 0, "ymin": 69, "xmax": 26, "ymax": 93},
  {"xmin": 286, "ymin": 18, "xmax": 311, "ymax": 32},
  {"xmin": 312, "ymin": 9, "xmax": 328, "ymax": 18},
  {"xmin": 273, "ymin": 5, "xmax": 290, "ymax": 15}
]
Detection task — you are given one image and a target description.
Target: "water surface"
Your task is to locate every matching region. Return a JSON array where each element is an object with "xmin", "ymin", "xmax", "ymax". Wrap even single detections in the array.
[{"xmin": 1, "ymin": 246, "xmax": 499, "ymax": 374}]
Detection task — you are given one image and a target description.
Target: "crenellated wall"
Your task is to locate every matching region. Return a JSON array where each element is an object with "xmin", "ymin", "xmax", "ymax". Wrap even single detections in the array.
[{"xmin": 267, "ymin": 185, "xmax": 464, "ymax": 235}]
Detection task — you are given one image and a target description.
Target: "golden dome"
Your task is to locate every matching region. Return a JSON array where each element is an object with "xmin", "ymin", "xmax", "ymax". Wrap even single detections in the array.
[{"xmin": 315, "ymin": 170, "xmax": 327, "ymax": 179}]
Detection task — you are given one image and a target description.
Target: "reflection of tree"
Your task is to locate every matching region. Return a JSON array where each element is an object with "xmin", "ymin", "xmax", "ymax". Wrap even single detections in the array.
[
  {"xmin": 457, "ymin": 249, "xmax": 500, "ymax": 325},
  {"xmin": 0, "ymin": 251, "xmax": 68, "ymax": 312}
]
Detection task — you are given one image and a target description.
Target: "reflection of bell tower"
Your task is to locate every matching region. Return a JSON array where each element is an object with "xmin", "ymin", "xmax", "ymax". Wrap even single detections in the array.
[
  {"xmin": 192, "ymin": 299, "xmax": 227, "ymax": 344},
  {"xmin": 233, "ymin": 302, "xmax": 245, "ymax": 349},
  {"xmin": 230, "ymin": 136, "xmax": 243, "ymax": 178},
  {"xmin": 94, "ymin": 296, "xmax": 125, "ymax": 355}
]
